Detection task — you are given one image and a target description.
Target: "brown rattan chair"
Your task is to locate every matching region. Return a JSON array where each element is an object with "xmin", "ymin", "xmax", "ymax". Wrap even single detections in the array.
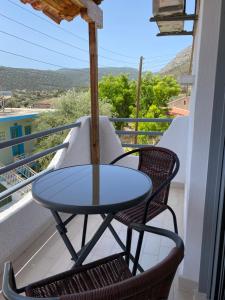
[
  {"xmin": 82, "ymin": 146, "xmax": 180, "ymax": 274},
  {"xmin": 108, "ymin": 147, "xmax": 180, "ymax": 274},
  {"xmin": 3, "ymin": 225, "xmax": 184, "ymax": 300},
  {"xmin": 111, "ymin": 147, "xmax": 180, "ymax": 230}
]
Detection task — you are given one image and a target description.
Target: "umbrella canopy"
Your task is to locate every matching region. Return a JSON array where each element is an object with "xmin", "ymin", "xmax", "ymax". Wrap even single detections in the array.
[{"xmin": 20, "ymin": 0, "xmax": 103, "ymax": 164}]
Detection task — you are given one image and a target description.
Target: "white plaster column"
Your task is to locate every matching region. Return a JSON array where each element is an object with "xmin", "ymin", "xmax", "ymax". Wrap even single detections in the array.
[{"xmin": 181, "ymin": 0, "xmax": 223, "ymax": 284}]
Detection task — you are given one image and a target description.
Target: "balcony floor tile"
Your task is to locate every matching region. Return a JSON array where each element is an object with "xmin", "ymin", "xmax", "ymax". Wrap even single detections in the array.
[{"xmin": 1, "ymin": 185, "xmax": 190, "ymax": 300}]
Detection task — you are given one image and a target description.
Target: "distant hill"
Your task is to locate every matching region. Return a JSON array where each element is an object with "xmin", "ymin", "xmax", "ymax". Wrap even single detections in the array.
[
  {"xmin": 0, "ymin": 67, "xmax": 138, "ymax": 91},
  {"xmin": 160, "ymin": 46, "xmax": 192, "ymax": 78},
  {"xmin": 0, "ymin": 47, "xmax": 193, "ymax": 91}
]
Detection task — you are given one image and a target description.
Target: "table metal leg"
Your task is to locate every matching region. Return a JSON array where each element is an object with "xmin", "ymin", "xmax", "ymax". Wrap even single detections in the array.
[
  {"xmin": 101, "ymin": 214, "xmax": 144, "ymax": 273},
  {"xmin": 132, "ymin": 230, "xmax": 144, "ymax": 275},
  {"xmin": 81, "ymin": 215, "xmax": 88, "ymax": 248},
  {"xmin": 75, "ymin": 213, "xmax": 114, "ymax": 266},
  {"xmin": 51, "ymin": 210, "xmax": 78, "ymax": 262},
  {"xmin": 126, "ymin": 228, "xmax": 132, "ymax": 265},
  {"xmin": 52, "ymin": 211, "xmax": 115, "ymax": 267}
]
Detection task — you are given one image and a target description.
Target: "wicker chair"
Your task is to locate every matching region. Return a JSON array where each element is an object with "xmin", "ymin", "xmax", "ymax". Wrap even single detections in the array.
[
  {"xmin": 82, "ymin": 146, "xmax": 180, "ymax": 274},
  {"xmin": 111, "ymin": 147, "xmax": 180, "ymax": 229},
  {"xmin": 110, "ymin": 147, "xmax": 180, "ymax": 273},
  {"xmin": 2, "ymin": 225, "xmax": 184, "ymax": 300}
]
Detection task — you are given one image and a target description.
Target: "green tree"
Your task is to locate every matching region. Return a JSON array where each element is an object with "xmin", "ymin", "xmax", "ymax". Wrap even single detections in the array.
[
  {"xmin": 128, "ymin": 73, "xmax": 180, "ymax": 145},
  {"xmin": 140, "ymin": 72, "xmax": 181, "ymax": 113},
  {"xmin": 99, "ymin": 73, "xmax": 180, "ymax": 120},
  {"xmin": 34, "ymin": 89, "xmax": 112, "ymax": 170},
  {"xmin": 137, "ymin": 104, "xmax": 171, "ymax": 145},
  {"xmin": 99, "ymin": 74, "xmax": 136, "ymax": 119}
]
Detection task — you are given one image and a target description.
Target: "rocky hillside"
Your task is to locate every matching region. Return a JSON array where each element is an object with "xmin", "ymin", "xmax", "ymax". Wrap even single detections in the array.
[
  {"xmin": 160, "ymin": 46, "xmax": 192, "ymax": 78},
  {"xmin": 0, "ymin": 67, "xmax": 138, "ymax": 91}
]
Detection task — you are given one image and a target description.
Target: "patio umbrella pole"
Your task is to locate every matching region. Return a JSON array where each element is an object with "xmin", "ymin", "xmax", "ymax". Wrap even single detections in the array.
[{"xmin": 89, "ymin": 22, "xmax": 100, "ymax": 164}]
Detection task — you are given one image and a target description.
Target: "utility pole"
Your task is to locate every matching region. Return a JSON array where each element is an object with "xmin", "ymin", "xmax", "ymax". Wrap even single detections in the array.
[{"xmin": 134, "ymin": 56, "xmax": 144, "ymax": 144}]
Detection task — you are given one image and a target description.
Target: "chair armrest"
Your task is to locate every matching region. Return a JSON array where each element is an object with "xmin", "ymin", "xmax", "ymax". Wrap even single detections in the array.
[
  {"xmin": 110, "ymin": 149, "xmax": 140, "ymax": 165},
  {"xmin": 3, "ymin": 262, "xmax": 25, "ymax": 300},
  {"xmin": 130, "ymin": 224, "xmax": 184, "ymax": 250},
  {"xmin": 2, "ymin": 262, "xmax": 58, "ymax": 300}
]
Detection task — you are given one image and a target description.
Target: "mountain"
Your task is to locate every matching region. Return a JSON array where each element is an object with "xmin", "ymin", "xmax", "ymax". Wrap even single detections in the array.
[
  {"xmin": 160, "ymin": 46, "xmax": 192, "ymax": 78},
  {"xmin": 0, "ymin": 66, "xmax": 138, "ymax": 91}
]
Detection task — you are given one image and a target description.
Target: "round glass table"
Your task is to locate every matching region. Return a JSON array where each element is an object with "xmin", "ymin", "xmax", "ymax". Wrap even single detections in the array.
[
  {"xmin": 32, "ymin": 164, "xmax": 152, "ymax": 266},
  {"xmin": 32, "ymin": 164, "xmax": 152, "ymax": 214}
]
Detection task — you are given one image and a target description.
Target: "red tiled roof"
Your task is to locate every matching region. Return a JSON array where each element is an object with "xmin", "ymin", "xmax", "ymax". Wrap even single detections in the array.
[{"xmin": 169, "ymin": 107, "xmax": 189, "ymax": 116}]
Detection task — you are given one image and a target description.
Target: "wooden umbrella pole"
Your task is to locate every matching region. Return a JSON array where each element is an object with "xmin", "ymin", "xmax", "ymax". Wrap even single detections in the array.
[{"xmin": 89, "ymin": 22, "xmax": 100, "ymax": 164}]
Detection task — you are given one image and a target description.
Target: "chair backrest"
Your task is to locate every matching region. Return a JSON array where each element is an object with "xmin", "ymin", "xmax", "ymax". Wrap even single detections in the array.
[
  {"xmin": 3, "ymin": 253, "xmax": 182, "ymax": 300},
  {"xmin": 3, "ymin": 227, "xmax": 184, "ymax": 300},
  {"xmin": 61, "ymin": 227, "xmax": 184, "ymax": 300},
  {"xmin": 138, "ymin": 147, "xmax": 179, "ymax": 207},
  {"xmin": 59, "ymin": 248, "xmax": 183, "ymax": 300},
  {"xmin": 111, "ymin": 146, "xmax": 179, "ymax": 207}
]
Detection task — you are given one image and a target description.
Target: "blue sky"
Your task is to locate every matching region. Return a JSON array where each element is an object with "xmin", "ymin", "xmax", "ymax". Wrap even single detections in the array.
[{"xmin": 0, "ymin": 0, "xmax": 194, "ymax": 71}]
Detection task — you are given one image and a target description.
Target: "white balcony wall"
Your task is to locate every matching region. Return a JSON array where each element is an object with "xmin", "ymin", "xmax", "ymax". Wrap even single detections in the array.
[
  {"xmin": 158, "ymin": 117, "xmax": 188, "ymax": 185},
  {"xmin": 99, "ymin": 116, "xmax": 124, "ymax": 164},
  {"xmin": 49, "ymin": 116, "xmax": 91, "ymax": 169},
  {"xmin": 181, "ymin": 0, "xmax": 223, "ymax": 287},
  {"xmin": 0, "ymin": 193, "xmax": 52, "ymax": 275}
]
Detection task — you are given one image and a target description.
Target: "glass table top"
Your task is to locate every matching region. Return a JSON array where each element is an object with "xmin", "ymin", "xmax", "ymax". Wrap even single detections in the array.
[{"xmin": 32, "ymin": 164, "xmax": 152, "ymax": 214}]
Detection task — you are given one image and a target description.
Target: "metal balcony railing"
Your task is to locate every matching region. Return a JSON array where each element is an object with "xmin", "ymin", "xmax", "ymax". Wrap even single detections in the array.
[
  {"xmin": 0, "ymin": 161, "xmax": 31, "ymax": 196},
  {"xmin": 0, "ymin": 122, "xmax": 81, "ymax": 207},
  {"xmin": 109, "ymin": 118, "xmax": 172, "ymax": 148},
  {"xmin": 0, "ymin": 117, "xmax": 172, "ymax": 208}
]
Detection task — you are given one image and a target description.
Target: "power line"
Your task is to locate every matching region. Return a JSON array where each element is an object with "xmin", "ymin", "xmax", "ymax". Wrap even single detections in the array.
[
  {"xmin": 6, "ymin": 0, "xmax": 139, "ymax": 60},
  {"xmin": 0, "ymin": 49, "xmax": 136, "ymax": 73},
  {"xmin": 6, "ymin": 0, "xmax": 179, "ymax": 62},
  {"xmin": 144, "ymin": 65, "xmax": 168, "ymax": 71},
  {"xmin": 144, "ymin": 52, "xmax": 178, "ymax": 62},
  {"xmin": 140, "ymin": 59, "xmax": 171, "ymax": 70},
  {"xmin": 0, "ymin": 49, "xmax": 172, "ymax": 88},
  {"xmin": 0, "ymin": 30, "xmax": 90, "ymax": 64},
  {"xmin": 143, "ymin": 61, "xmax": 171, "ymax": 68},
  {"xmin": 0, "ymin": 12, "xmax": 138, "ymax": 66},
  {"xmin": 0, "ymin": 42, "xmax": 169, "ymax": 69},
  {"xmin": 4, "ymin": 1, "xmax": 180, "ymax": 64},
  {"xmin": 142, "ymin": 63, "xmax": 170, "ymax": 73},
  {"xmin": 150, "ymin": 61, "xmax": 171, "ymax": 68},
  {"xmin": 143, "ymin": 57, "xmax": 171, "ymax": 64},
  {"xmin": 0, "ymin": 13, "xmax": 90, "ymax": 54},
  {"xmin": 144, "ymin": 58, "xmax": 173, "ymax": 64},
  {"xmin": 1, "ymin": 3, "xmax": 179, "ymax": 69},
  {"xmin": 0, "ymin": 49, "xmax": 72, "ymax": 69},
  {"xmin": 100, "ymin": 46, "xmax": 137, "ymax": 60},
  {"xmin": 5, "ymin": 0, "xmax": 183, "ymax": 65},
  {"xmin": 6, "ymin": 0, "xmax": 88, "ymax": 42}
]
